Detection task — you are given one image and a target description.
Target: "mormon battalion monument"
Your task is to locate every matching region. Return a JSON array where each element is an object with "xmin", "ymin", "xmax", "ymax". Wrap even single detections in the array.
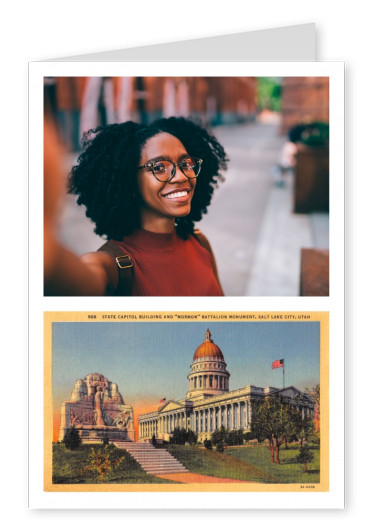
[{"xmin": 59, "ymin": 372, "xmax": 135, "ymax": 443}]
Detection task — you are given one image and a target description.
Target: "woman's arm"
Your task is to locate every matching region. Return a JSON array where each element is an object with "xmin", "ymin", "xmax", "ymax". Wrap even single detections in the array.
[
  {"xmin": 44, "ymin": 232, "xmax": 118, "ymax": 296},
  {"xmin": 44, "ymin": 117, "xmax": 118, "ymax": 296}
]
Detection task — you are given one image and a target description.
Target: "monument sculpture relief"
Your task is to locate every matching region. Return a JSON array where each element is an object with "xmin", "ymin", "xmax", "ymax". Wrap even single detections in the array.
[{"xmin": 59, "ymin": 373, "xmax": 134, "ymax": 443}]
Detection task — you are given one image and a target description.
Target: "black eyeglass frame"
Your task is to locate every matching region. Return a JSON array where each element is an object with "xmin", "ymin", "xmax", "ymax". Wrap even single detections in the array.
[{"xmin": 138, "ymin": 156, "xmax": 203, "ymax": 182}]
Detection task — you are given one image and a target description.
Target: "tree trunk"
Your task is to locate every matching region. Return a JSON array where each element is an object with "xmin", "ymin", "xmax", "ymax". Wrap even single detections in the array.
[
  {"xmin": 269, "ymin": 442, "xmax": 275, "ymax": 463},
  {"xmin": 304, "ymin": 462, "xmax": 308, "ymax": 473},
  {"xmin": 275, "ymin": 444, "xmax": 280, "ymax": 464}
]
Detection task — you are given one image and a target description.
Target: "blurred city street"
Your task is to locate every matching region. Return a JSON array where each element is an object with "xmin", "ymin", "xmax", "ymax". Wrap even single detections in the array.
[
  {"xmin": 58, "ymin": 120, "xmax": 328, "ymax": 296},
  {"xmin": 198, "ymin": 121, "xmax": 328, "ymax": 296}
]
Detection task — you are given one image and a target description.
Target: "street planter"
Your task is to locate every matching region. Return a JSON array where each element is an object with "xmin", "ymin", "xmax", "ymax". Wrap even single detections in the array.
[{"xmin": 293, "ymin": 143, "xmax": 329, "ymax": 213}]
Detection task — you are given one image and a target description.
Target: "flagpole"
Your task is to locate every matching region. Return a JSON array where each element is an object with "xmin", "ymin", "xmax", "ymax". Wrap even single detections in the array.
[{"xmin": 283, "ymin": 359, "xmax": 285, "ymax": 389}]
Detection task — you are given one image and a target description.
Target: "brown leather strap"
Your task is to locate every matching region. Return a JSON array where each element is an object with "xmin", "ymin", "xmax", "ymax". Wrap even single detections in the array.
[{"xmin": 97, "ymin": 241, "xmax": 133, "ymax": 296}]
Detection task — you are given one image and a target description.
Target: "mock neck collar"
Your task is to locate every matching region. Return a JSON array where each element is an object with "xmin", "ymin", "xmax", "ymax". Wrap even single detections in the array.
[{"xmin": 121, "ymin": 228, "xmax": 178, "ymax": 252}]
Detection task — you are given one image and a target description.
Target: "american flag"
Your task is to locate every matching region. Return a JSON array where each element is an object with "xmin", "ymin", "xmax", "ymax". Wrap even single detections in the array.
[
  {"xmin": 160, "ymin": 397, "xmax": 166, "ymax": 403},
  {"xmin": 272, "ymin": 359, "xmax": 284, "ymax": 369}
]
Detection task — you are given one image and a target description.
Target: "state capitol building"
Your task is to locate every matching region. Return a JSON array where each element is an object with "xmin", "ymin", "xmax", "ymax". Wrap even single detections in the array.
[{"xmin": 139, "ymin": 329, "xmax": 314, "ymax": 442}]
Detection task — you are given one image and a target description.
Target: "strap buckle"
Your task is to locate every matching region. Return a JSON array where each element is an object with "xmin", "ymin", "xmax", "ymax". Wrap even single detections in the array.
[{"xmin": 115, "ymin": 255, "xmax": 133, "ymax": 269}]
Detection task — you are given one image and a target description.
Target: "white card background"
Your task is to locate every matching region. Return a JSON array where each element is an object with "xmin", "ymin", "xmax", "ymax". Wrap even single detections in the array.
[{"xmin": 30, "ymin": 59, "xmax": 344, "ymax": 510}]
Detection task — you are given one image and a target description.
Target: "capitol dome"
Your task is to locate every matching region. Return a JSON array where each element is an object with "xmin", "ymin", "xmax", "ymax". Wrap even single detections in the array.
[
  {"xmin": 193, "ymin": 329, "xmax": 224, "ymax": 360},
  {"xmin": 187, "ymin": 329, "xmax": 230, "ymax": 399}
]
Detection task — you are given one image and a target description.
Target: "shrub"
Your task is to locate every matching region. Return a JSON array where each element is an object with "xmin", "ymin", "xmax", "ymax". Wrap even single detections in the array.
[
  {"xmin": 171, "ymin": 427, "xmax": 198, "ymax": 446},
  {"xmin": 226, "ymin": 429, "xmax": 244, "ymax": 446},
  {"xmin": 204, "ymin": 438, "xmax": 213, "ymax": 450},
  {"xmin": 309, "ymin": 432, "xmax": 321, "ymax": 446},
  {"xmin": 243, "ymin": 431, "xmax": 253, "ymax": 442},
  {"xmin": 101, "ymin": 434, "xmax": 110, "ymax": 446},
  {"xmin": 171, "ymin": 427, "xmax": 188, "ymax": 445},
  {"xmin": 300, "ymin": 122, "xmax": 329, "ymax": 147},
  {"xmin": 63, "ymin": 427, "xmax": 81, "ymax": 450},
  {"xmin": 211, "ymin": 426, "xmax": 228, "ymax": 446},
  {"xmin": 216, "ymin": 440, "xmax": 225, "ymax": 453},
  {"xmin": 85, "ymin": 445, "xmax": 124, "ymax": 483}
]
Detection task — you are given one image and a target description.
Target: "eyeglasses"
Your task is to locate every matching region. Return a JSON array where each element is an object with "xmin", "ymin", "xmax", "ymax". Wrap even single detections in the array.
[{"xmin": 138, "ymin": 156, "xmax": 203, "ymax": 182}]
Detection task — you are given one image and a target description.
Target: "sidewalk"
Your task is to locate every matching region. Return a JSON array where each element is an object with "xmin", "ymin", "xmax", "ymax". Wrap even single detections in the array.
[
  {"xmin": 155, "ymin": 472, "xmax": 252, "ymax": 483},
  {"xmin": 245, "ymin": 174, "xmax": 329, "ymax": 296},
  {"xmin": 198, "ymin": 122, "xmax": 285, "ymax": 296}
]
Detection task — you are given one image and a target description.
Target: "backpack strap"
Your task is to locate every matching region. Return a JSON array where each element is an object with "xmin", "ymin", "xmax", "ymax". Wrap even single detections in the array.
[
  {"xmin": 97, "ymin": 241, "xmax": 133, "ymax": 296},
  {"xmin": 193, "ymin": 229, "xmax": 223, "ymax": 294}
]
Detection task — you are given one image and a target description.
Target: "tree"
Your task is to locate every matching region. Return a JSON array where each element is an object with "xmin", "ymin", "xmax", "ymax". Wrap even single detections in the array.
[
  {"xmin": 296, "ymin": 445, "xmax": 314, "ymax": 473},
  {"xmin": 250, "ymin": 398, "xmax": 296, "ymax": 464},
  {"xmin": 85, "ymin": 444, "xmax": 124, "ymax": 483},
  {"xmin": 295, "ymin": 414, "xmax": 315, "ymax": 447},
  {"xmin": 257, "ymin": 77, "xmax": 282, "ymax": 112},
  {"xmin": 186, "ymin": 429, "xmax": 198, "ymax": 446},
  {"xmin": 283, "ymin": 406, "xmax": 302, "ymax": 448},
  {"xmin": 171, "ymin": 427, "xmax": 189, "ymax": 445},
  {"xmin": 63, "ymin": 427, "xmax": 81, "ymax": 450},
  {"xmin": 305, "ymin": 384, "xmax": 320, "ymax": 435}
]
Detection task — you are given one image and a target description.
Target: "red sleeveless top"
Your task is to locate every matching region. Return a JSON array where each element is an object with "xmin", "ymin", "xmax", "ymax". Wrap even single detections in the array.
[{"xmin": 114, "ymin": 229, "xmax": 223, "ymax": 296}]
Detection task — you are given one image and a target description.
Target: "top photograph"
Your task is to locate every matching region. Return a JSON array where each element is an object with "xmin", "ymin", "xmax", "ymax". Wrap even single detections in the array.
[{"xmin": 44, "ymin": 76, "xmax": 329, "ymax": 297}]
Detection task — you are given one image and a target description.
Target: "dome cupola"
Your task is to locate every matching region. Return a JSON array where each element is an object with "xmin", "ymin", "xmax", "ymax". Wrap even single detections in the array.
[
  {"xmin": 187, "ymin": 329, "xmax": 230, "ymax": 400},
  {"xmin": 193, "ymin": 329, "xmax": 224, "ymax": 360}
]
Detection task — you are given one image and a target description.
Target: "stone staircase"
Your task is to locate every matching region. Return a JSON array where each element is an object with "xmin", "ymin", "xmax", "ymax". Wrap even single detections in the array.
[{"xmin": 114, "ymin": 441, "xmax": 188, "ymax": 475}]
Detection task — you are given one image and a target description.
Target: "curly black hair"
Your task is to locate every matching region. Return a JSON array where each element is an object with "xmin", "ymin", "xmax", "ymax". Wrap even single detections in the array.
[{"xmin": 68, "ymin": 117, "xmax": 228, "ymax": 240}]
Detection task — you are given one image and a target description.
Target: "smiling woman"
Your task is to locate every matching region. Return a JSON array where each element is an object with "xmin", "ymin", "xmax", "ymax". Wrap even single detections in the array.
[
  {"xmin": 45, "ymin": 117, "xmax": 228, "ymax": 296},
  {"xmin": 136, "ymin": 133, "xmax": 198, "ymax": 232}
]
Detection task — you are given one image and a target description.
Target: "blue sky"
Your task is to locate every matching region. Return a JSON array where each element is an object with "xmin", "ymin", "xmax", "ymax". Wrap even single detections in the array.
[{"xmin": 52, "ymin": 321, "xmax": 320, "ymax": 411}]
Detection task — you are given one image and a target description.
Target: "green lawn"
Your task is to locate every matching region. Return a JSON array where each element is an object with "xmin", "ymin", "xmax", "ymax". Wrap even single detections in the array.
[
  {"xmin": 167, "ymin": 444, "xmax": 275, "ymax": 483},
  {"xmin": 52, "ymin": 442, "xmax": 320, "ymax": 485},
  {"xmin": 225, "ymin": 444, "xmax": 320, "ymax": 484},
  {"xmin": 52, "ymin": 443, "xmax": 177, "ymax": 484}
]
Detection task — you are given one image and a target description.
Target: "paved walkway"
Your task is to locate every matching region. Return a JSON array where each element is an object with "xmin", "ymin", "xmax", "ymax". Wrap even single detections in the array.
[
  {"xmin": 155, "ymin": 472, "xmax": 252, "ymax": 483},
  {"xmin": 198, "ymin": 121, "xmax": 284, "ymax": 295},
  {"xmin": 245, "ymin": 173, "xmax": 329, "ymax": 296}
]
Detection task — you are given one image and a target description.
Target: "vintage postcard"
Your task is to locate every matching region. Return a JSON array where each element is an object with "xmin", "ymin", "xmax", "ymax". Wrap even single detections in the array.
[{"xmin": 42, "ymin": 312, "xmax": 329, "ymax": 504}]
